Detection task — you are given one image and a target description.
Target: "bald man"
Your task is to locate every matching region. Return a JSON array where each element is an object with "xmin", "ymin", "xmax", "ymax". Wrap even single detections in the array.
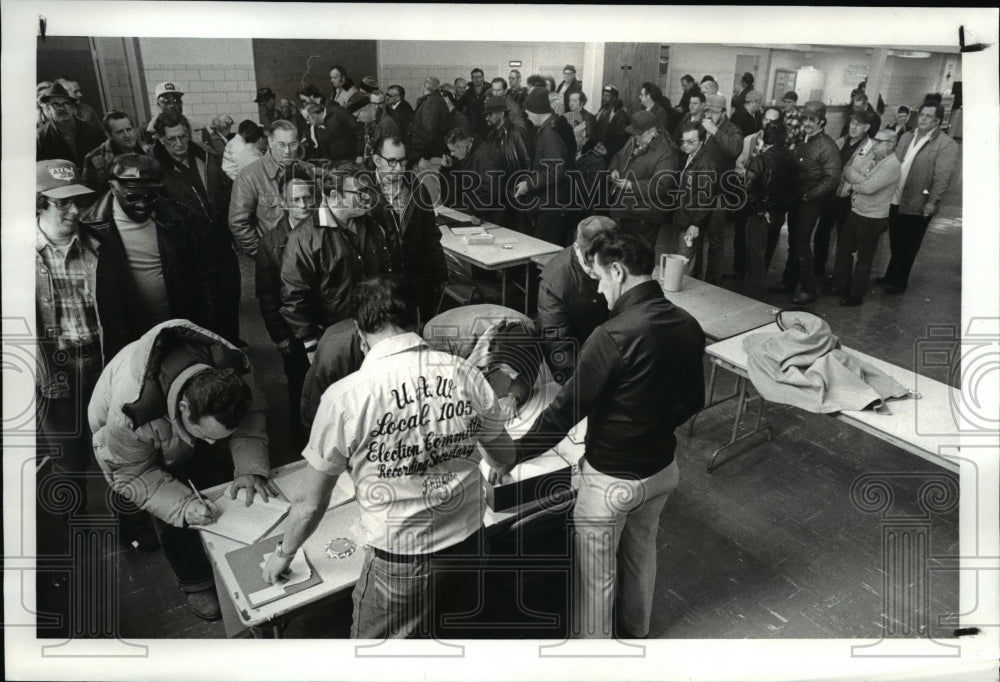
[{"xmin": 536, "ymin": 215, "xmax": 616, "ymax": 384}]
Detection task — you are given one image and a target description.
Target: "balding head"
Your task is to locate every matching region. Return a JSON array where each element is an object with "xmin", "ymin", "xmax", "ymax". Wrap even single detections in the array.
[{"xmin": 576, "ymin": 215, "xmax": 618, "ymax": 251}]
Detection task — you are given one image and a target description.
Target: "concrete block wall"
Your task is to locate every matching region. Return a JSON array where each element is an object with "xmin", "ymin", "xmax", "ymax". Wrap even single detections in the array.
[
  {"xmin": 101, "ymin": 58, "xmax": 135, "ymax": 113},
  {"xmin": 142, "ymin": 64, "xmax": 259, "ymax": 129},
  {"xmin": 137, "ymin": 38, "xmax": 258, "ymax": 129}
]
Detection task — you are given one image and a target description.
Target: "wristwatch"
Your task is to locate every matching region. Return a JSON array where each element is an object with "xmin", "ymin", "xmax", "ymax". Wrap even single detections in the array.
[{"xmin": 275, "ymin": 542, "xmax": 296, "ymax": 560}]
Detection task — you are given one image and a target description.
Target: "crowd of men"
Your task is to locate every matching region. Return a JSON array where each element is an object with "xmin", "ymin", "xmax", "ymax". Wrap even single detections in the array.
[{"xmin": 35, "ymin": 62, "xmax": 958, "ymax": 637}]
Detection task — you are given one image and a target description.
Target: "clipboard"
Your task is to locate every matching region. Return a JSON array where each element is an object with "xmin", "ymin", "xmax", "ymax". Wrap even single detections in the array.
[{"xmin": 225, "ymin": 535, "xmax": 322, "ymax": 608}]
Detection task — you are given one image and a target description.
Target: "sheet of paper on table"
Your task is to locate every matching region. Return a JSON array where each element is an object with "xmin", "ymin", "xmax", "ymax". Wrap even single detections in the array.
[
  {"xmin": 224, "ymin": 534, "xmax": 323, "ymax": 608},
  {"xmin": 449, "ymin": 225, "xmax": 487, "ymax": 235},
  {"xmin": 247, "ymin": 548, "xmax": 312, "ymax": 604},
  {"xmin": 191, "ymin": 488, "xmax": 291, "ymax": 545},
  {"xmin": 274, "ymin": 465, "xmax": 356, "ymax": 511}
]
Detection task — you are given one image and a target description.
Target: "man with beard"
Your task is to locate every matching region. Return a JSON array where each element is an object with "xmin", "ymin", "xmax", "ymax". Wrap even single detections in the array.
[
  {"xmin": 594, "ymin": 85, "xmax": 630, "ymax": 160},
  {"xmin": 83, "ymin": 110, "xmax": 150, "ymax": 194},
  {"xmin": 36, "ymin": 82, "xmax": 105, "ymax": 167},
  {"xmin": 152, "ymin": 112, "xmax": 241, "ymax": 345}
]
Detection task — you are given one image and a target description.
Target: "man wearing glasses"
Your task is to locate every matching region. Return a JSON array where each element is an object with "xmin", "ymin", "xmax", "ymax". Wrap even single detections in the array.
[
  {"xmin": 368, "ymin": 136, "xmax": 447, "ymax": 320},
  {"xmin": 229, "ymin": 119, "xmax": 318, "ymax": 256},
  {"xmin": 143, "ymin": 82, "xmax": 186, "ymax": 145},
  {"xmin": 384, "ymin": 85, "xmax": 414, "ymax": 146},
  {"xmin": 36, "ymin": 82, "xmax": 105, "ymax": 167}
]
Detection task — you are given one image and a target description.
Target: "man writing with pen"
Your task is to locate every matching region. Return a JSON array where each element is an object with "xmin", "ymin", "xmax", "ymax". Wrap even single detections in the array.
[{"xmin": 89, "ymin": 319, "xmax": 276, "ymax": 622}]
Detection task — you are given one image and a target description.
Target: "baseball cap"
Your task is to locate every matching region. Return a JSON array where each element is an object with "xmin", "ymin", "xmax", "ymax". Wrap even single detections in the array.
[
  {"xmin": 484, "ymin": 96, "xmax": 507, "ymax": 114},
  {"xmin": 36, "ymin": 159, "xmax": 93, "ymax": 199},
  {"xmin": 155, "ymin": 82, "xmax": 184, "ymax": 99},
  {"xmin": 626, "ymin": 110, "xmax": 657, "ymax": 134},
  {"xmin": 802, "ymin": 100, "xmax": 827, "ymax": 120},
  {"xmin": 704, "ymin": 94, "xmax": 727, "ymax": 112},
  {"xmin": 602, "ymin": 85, "xmax": 619, "ymax": 98},
  {"xmin": 849, "ymin": 109, "xmax": 873, "ymax": 126},
  {"xmin": 360, "ymin": 76, "xmax": 380, "ymax": 93},
  {"xmin": 563, "ymin": 65, "xmax": 576, "ymax": 73},
  {"xmin": 110, "ymin": 154, "xmax": 165, "ymax": 189}
]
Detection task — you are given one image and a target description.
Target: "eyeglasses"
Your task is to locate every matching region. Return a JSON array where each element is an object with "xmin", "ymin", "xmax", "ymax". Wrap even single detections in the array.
[
  {"xmin": 375, "ymin": 152, "xmax": 406, "ymax": 168},
  {"xmin": 47, "ymin": 100, "xmax": 75, "ymax": 110},
  {"xmin": 52, "ymin": 197, "xmax": 85, "ymax": 210},
  {"xmin": 163, "ymin": 133, "xmax": 190, "ymax": 145},
  {"xmin": 680, "ymin": 138, "xmax": 699, "ymax": 147},
  {"xmin": 273, "ymin": 141, "xmax": 301, "ymax": 152},
  {"xmin": 122, "ymin": 191, "xmax": 157, "ymax": 204},
  {"xmin": 386, "ymin": 93, "xmax": 400, "ymax": 99},
  {"xmin": 158, "ymin": 96, "xmax": 183, "ymax": 104},
  {"xmin": 341, "ymin": 189, "xmax": 376, "ymax": 208}
]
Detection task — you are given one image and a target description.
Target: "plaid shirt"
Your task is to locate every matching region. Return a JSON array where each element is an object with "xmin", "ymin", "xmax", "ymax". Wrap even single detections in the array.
[{"xmin": 36, "ymin": 228, "xmax": 100, "ymax": 351}]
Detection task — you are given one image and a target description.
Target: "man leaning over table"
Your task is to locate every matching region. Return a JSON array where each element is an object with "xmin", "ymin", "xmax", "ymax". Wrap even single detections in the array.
[
  {"xmin": 88, "ymin": 319, "xmax": 276, "ymax": 621},
  {"xmin": 263, "ymin": 275, "xmax": 515, "ymax": 639},
  {"xmin": 509, "ymin": 231, "xmax": 705, "ymax": 639}
]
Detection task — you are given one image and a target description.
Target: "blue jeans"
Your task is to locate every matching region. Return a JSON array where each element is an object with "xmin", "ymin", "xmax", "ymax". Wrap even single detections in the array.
[{"xmin": 350, "ymin": 529, "xmax": 487, "ymax": 639}]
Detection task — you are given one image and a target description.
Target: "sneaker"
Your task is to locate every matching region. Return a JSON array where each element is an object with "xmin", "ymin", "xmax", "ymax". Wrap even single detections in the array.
[{"xmin": 185, "ymin": 588, "xmax": 222, "ymax": 621}]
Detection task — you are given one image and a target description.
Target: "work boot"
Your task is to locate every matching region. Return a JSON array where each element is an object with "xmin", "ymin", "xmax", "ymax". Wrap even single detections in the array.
[
  {"xmin": 791, "ymin": 285, "xmax": 816, "ymax": 305},
  {"xmin": 185, "ymin": 588, "xmax": 222, "ymax": 621}
]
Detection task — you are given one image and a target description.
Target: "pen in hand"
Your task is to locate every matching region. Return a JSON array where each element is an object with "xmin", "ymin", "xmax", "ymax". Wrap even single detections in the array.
[{"xmin": 188, "ymin": 479, "xmax": 217, "ymax": 524}]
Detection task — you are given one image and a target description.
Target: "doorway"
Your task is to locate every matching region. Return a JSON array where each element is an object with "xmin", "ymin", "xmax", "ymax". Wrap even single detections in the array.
[{"xmin": 733, "ymin": 54, "xmax": 760, "ymax": 103}]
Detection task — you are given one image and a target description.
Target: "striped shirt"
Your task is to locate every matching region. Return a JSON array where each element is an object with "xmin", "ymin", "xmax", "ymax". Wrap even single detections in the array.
[{"xmin": 36, "ymin": 228, "xmax": 100, "ymax": 350}]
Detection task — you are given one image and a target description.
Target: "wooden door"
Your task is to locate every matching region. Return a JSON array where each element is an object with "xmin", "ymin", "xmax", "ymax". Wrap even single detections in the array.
[{"xmin": 602, "ymin": 42, "xmax": 661, "ymax": 115}]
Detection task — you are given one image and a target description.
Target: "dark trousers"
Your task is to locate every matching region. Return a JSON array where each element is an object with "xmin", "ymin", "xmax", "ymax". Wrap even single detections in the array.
[
  {"xmin": 617, "ymin": 218, "xmax": 661, "ymax": 253},
  {"xmin": 703, "ymin": 208, "xmax": 728, "ymax": 284},
  {"xmin": 281, "ymin": 339, "xmax": 310, "ymax": 442},
  {"xmin": 36, "ymin": 354, "xmax": 103, "ymax": 518},
  {"xmin": 813, "ymin": 195, "xmax": 852, "ymax": 278},
  {"xmin": 765, "ymin": 211, "xmax": 785, "ymax": 270},
  {"xmin": 535, "ymin": 209, "xmax": 569, "ymax": 247},
  {"xmin": 832, "ymin": 212, "xmax": 889, "ymax": 300},
  {"xmin": 741, "ymin": 212, "xmax": 779, "ymax": 301},
  {"xmin": 150, "ymin": 443, "xmax": 231, "ymax": 592},
  {"xmin": 212, "ymin": 242, "xmax": 242, "ymax": 346},
  {"xmin": 731, "ymin": 205, "xmax": 750, "ymax": 274},
  {"xmin": 883, "ymin": 205, "xmax": 932, "ymax": 289},
  {"xmin": 781, "ymin": 197, "xmax": 826, "ymax": 293}
]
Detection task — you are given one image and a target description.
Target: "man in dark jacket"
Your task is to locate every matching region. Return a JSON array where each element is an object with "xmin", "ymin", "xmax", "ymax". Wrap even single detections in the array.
[
  {"xmin": 608, "ymin": 110, "xmax": 679, "ymax": 252},
  {"xmin": 368, "ymin": 136, "xmax": 448, "ymax": 320},
  {"xmin": 770, "ymin": 101, "xmax": 842, "ymax": 304},
  {"xmin": 515, "ymin": 88, "xmax": 576, "ymax": 246},
  {"xmin": 385, "ymin": 84, "xmax": 415, "ymax": 146},
  {"xmin": 556, "ymin": 64, "xmax": 584, "ymax": 113},
  {"xmin": 409, "ymin": 77, "xmax": 451, "ymax": 165},
  {"xmin": 741, "ymin": 121, "xmax": 794, "ymax": 300},
  {"xmin": 36, "ymin": 82, "xmax": 105, "ymax": 167},
  {"xmin": 462, "ymin": 68, "xmax": 490, "ymax": 139},
  {"xmin": 595, "ymin": 85, "xmax": 630, "ymax": 161},
  {"xmin": 511, "ymin": 230, "xmax": 705, "ymax": 639},
  {"xmin": 730, "ymin": 89, "xmax": 763, "ymax": 137},
  {"xmin": 700, "ymin": 94, "xmax": 744, "ymax": 283},
  {"xmin": 536, "ymin": 215, "xmax": 613, "ymax": 384},
  {"xmin": 323, "ymin": 99, "xmax": 359, "ymax": 162},
  {"xmin": 83, "ymin": 110, "xmax": 150, "ymax": 194},
  {"xmin": 483, "ymin": 96, "xmax": 532, "ymax": 230},
  {"xmin": 152, "ymin": 112, "xmax": 241, "ymax": 345},
  {"xmin": 677, "ymin": 74, "xmax": 702, "ymax": 116},
  {"xmin": 443, "ymin": 128, "xmax": 504, "ymax": 225},
  {"xmin": 670, "ymin": 123, "xmax": 717, "ymax": 275}
]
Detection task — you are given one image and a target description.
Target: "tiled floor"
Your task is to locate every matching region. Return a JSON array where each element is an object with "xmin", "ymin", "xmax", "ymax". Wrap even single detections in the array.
[{"xmin": 35, "ymin": 148, "xmax": 963, "ymax": 641}]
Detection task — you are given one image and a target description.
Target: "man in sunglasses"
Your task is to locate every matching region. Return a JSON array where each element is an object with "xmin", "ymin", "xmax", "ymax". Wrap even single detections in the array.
[
  {"xmin": 78, "ymin": 154, "xmax": 217, "ymax": 337},
  {"xmin": 143, "ymin": 82, "xmax": 186, "ymax": 145}
]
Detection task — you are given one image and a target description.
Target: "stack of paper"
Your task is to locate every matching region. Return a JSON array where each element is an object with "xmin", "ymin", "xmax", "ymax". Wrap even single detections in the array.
[{"xmin": 191, "ymin": 489, "xmax": 291, "ymax": 545}]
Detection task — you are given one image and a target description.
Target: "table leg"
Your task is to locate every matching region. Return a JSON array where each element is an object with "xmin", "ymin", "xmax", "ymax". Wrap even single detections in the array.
[
  {"xmin": 249, "ymin": 618, "xmax": 288, "ymax": 639},
  {"xmin": 706, "ymin": 376, "xmax": 772, "ymax": 473},
  {"xmin": 524, "ymin": 265, "xmax": 532, "ymax": 314},
  {"xmin": 689, "ymin": 362, "xmax": 741, "ymax": 436},
  {"xmin": 500, "ymin": 270, "xmax": 508, "ymax": 307}
]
